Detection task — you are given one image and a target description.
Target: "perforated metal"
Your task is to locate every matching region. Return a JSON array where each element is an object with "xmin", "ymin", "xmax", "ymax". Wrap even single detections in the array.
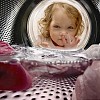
[
  {"xmin": 0, "ymin": 0, "xmax": 100, "ymax": 45},
  {"xmin": 0, "ymin": 0, "xmax": 26, "ymax": 44},
  {"xmin": 0, "ymin": 75, "xmax": 77, "ymax": 100},
  {"xmin": 91, "ymin": 0, "xmax": 100, "ymax": 11}
]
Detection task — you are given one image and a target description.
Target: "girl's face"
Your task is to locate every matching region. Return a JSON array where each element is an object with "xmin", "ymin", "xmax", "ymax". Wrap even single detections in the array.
[{"xmin": 49, "ymin": 7, "xmax": 78, "ymax": 47}]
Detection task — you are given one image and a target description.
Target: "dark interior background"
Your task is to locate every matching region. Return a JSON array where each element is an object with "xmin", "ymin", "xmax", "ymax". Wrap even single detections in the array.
[{"xmin": 0, "ymin": 0, "xmax": 100, "ymax": 48}]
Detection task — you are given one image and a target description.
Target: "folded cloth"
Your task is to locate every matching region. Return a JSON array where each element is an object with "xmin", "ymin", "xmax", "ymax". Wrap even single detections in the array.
[
  {"xmin": 72, "ymin": 59, "xmax": 100, "ymax": 100},
  {"xmin": 0, "ymin": 41, "xmax": 15, "ymax": 55},
  {"xmin": 0, "ymin": 61, "xmax": 32, "ymax": 91},
  {"xmin": 0, "ymin": 41, "xmax": 32, "ymax": 91},
  {"xmin": 82, "ymin": 44, "xmax": 100, "ymax": 59}
]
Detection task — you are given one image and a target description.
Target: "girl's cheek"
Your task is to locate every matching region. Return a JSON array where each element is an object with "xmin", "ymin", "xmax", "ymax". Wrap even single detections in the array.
[{"xmin": 67, "ymin": 34, "xmax": 75, "ymax": 39}]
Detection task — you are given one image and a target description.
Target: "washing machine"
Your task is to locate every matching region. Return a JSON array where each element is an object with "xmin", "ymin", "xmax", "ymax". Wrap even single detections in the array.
[{"xmin": 0, "ymin": 0, "xmax": 100, "ymax": 100}]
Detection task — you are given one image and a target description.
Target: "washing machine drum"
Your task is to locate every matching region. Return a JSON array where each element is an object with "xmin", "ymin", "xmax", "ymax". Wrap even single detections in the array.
[{"xmin": 13, "ymin": 0, "xmax": 100, "ymax": 50}]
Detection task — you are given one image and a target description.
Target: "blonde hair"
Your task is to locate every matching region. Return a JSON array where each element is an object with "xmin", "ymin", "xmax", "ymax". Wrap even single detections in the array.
[{"xmin": 38, "ymin": 2, "xmax": 84, "ymax": 38}]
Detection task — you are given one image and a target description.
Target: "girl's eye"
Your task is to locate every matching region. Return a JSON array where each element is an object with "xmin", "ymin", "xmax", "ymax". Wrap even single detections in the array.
[
  {"xmin": 68, "ymin": 26, "xmax": 74, "ymax": 29},
  {"xmin": 53, "ymin": 25, "xmax": 60, "ymax": 28}
]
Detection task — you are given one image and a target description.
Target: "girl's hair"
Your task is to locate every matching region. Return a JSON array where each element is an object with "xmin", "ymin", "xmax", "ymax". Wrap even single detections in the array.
[{"xmin": 38, "ymin": 2, "xmax": 84, "ymax": 38}]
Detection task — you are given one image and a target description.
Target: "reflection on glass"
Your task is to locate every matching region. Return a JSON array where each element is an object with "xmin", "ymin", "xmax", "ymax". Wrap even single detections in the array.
[{"xmin": 27, "ymin": 0, "xmax": 91, "ymax": 51}]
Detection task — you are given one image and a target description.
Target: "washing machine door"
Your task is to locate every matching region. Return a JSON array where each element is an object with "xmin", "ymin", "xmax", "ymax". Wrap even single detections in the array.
[{"xmin": 13, "ymin": 0, "xmax": 100, "ymax": 52}]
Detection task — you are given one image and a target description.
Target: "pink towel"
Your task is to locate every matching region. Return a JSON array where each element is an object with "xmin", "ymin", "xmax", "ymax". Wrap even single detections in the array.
[{"xmin": 0, "ymin": 41, "xmax": 32, "ymax": 91}]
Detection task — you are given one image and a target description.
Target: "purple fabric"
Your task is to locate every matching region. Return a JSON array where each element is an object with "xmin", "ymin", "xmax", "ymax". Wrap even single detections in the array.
[
  {"xmin": 0, "ymin": 41, "xmax": 32, "ymax": 91},
  {"xmin": 0, "ymin": 41, "xmax": 15, "ymax": 55},
  {"xmin": 73, "ymin": 60, "xmax": 100, "ymax": 100}
]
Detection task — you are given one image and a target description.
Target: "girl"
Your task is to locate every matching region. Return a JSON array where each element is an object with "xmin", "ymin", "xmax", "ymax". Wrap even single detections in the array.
[{"xmin": 36, "ymin": 2, "xmax": 84, "ymax": 49}]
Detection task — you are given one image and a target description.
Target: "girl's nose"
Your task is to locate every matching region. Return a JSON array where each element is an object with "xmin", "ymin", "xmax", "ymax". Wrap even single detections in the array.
[{"xmin": 60, "ymin": 31, "xmax": 68, "ymax": 36}]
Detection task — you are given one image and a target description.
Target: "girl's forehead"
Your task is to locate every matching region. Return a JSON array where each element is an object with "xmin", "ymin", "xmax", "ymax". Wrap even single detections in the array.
[
  {"xmin": 52, "ymin": 7, "xmax": 75, "ymax": 20},
  {"xmin": 51, "ymin": 4, "xmax": 80, "ymax": 21}
]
